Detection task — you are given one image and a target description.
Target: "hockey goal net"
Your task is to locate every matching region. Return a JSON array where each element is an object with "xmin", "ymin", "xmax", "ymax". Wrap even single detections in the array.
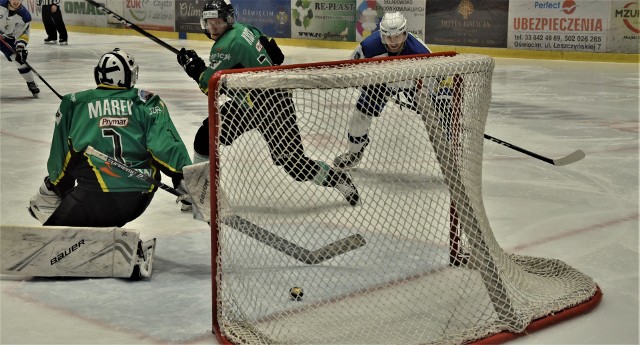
[{"xmin": 207, "ymin": 52, "xmax": 601, "ymax": 344}]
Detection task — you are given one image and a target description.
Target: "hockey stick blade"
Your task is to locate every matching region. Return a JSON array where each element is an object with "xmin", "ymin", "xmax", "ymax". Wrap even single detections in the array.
[
  {"xmin": 224, "ymin": 215, "xmax": 366, "ymax": 265},
  {"xmin": 550, "ymin": 149, "xmax": 586, "ymax": 166},
  {"xmin": 307, "ymin": 233, "xmax": 366, "ymax": 265}
]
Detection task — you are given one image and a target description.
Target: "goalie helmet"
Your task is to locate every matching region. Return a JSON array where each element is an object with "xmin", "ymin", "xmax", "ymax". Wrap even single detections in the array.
[
  {"xmin": 94, "ymin": 48, "xmax": 138, "ymax": 89},
  {"xmin": 379, "ymin": 12, "xmax": 408, "ymax": 52},
  {"xmin": 200, "ymin": 0, "xmax": 235, "ymax": 30}
]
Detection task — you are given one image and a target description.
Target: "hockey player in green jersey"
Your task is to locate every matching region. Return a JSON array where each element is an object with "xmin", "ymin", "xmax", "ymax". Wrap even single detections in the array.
[
  {"xmin": 29, "ymin": 48, "xmax": 193, "ymax": 227},
  {"xmin": 176, "ymin": 0, "xmax": 359, "ymax": 206}
]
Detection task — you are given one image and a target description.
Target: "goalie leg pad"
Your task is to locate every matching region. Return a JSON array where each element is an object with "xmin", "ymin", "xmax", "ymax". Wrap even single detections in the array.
[{"xmin": 1, "ymin": 225, "xmax": 147, "ymax": 278}]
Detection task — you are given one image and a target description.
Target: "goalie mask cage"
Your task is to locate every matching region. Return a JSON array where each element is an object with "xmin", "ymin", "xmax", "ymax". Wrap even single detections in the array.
[{"xmin": 207, "ymin": 52, "xmax": 601, "ymax": 345}]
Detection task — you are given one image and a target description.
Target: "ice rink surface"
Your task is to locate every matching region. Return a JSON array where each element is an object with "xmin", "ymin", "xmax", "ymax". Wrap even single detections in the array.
[{"xmin": 1, "ymin": 30, "xmax": 638, "ymax": 344}]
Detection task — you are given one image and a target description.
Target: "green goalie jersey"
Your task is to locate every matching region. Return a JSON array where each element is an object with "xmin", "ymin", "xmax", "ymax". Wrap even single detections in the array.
[
  {"xmin": 47, "ymin": 87, "xmax": 192, "ymax": 194},
  {"xmin": 198, "ymin": 22, "xmax": 274, "ymax": 94}
]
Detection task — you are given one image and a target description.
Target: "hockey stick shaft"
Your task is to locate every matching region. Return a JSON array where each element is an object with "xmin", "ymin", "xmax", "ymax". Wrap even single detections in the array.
[
  {"xmin": 0, "ymin": 36, "xmax": 63, "ymax": 99},
  {"xmin": 85, "ymin": 146, "xmax": 182, "ymax": 196},
  {"xmin": 84, "ymin": 0, "xmax": 179, "ymax": 54},
  {"xmin": 393, "ymin": 98, "xmax": 585, "ymax": 166},
  {"xmin": 85, "ymin": 146, "xmax": 366, "ymax": 264},
  {"xmin": 483, "ymin": 134, "xmax": 585, "ymax": 166}
]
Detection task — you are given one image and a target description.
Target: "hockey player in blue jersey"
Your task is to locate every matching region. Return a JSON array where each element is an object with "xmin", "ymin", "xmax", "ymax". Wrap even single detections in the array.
[
  {"xmin": 334, "ymin": 12, "xmax": 431, "ymax": 169},
  {"xmin": 0, "ymin": 0, "xmax": 39, "ymax": 97}
]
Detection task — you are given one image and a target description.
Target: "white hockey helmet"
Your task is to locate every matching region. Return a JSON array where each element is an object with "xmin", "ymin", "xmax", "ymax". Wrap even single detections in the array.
[
  {"xmin": 94, "ymin": 48, "xmax": 138, "ymax": 88},
  {"xmin": 200, "ymin": 0, "xmax": 235, "ymax": 29},
  {"xmin": 379, "ymin": 12, "xmax": 408, "ymax": 49}
]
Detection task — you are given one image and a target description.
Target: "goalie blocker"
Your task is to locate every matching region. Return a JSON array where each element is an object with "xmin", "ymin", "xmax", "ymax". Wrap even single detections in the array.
[{"xmin": 1, "ymin": 225, "xmax": 156, "ymax": 279}]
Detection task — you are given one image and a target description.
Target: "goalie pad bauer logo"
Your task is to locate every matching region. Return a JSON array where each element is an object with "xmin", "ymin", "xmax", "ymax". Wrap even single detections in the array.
[{"xmin": 50, "ymin": 239, "xmax": 85, "ymax": 265}]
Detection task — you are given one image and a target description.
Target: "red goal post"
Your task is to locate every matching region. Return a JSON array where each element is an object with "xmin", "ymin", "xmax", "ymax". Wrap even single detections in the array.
[{"xmin": 206, "ymin": 52, "xmax": 601, "ymax": 345}]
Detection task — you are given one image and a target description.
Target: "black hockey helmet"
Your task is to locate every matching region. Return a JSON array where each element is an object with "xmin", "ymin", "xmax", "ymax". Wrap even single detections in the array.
[{"xmin": 200, "ymin": 0, "xmax": 235, "ymax": 29}]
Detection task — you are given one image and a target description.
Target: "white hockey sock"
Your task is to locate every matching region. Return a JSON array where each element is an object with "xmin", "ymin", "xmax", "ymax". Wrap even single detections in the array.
[
  {"xmin": 20, "ymin": 70, "xmax": 35, "ymax": 83},
  {"xmin": 347, "ymin": 110, "xmax": 372, "ymax": 153}
]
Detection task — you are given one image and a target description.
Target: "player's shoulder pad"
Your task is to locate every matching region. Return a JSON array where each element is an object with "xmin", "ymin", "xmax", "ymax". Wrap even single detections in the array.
[
  {"xmin": 16, "ymin": 5, "xmax": 32, "ymax": 22},
  {"xmin": 54, "ymin": 93, "xmax": 75, "ymax": 124},
  {"xmin": 361, "ymin": 31, "xmax": 382, "ymax": 46},
  {"xmin": 138, "ymin": 89, "xmax": 168, "ymax": 115},
  {"xmin": 360, "ymin": 32, "xmax": 387, "ymax": 58},
  {"xmin": 405, "ymin": 34, "xmax": 430, "ymax": 54}
]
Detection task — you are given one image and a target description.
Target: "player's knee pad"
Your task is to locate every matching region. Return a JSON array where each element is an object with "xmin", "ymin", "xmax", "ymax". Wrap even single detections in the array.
[
  {"xmin": 355, "ymin": 100, "xmax": 383, "ymax": 118},
  {"xmin": 356, "ymin": 84, "xmax": 389, "ymax": 117},
  {"xmin": 17, "ymin": 64, "xmax": 31, "ymax": 74}
]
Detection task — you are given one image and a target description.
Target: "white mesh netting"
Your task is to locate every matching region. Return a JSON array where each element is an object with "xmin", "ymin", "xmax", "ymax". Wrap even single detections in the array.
[{"xmin": 207, "ymin": 53, "xmax": 599, "ymax": 344}]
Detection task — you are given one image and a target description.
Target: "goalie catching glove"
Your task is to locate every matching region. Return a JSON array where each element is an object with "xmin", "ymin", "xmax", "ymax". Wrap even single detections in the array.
[{"xmin": 177, "ymin": 48, "xmax": 206, "ymax": 83}]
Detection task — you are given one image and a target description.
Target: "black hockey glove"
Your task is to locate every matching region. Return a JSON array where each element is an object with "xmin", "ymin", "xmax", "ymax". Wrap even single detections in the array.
[
  {"xmin": 259, "ymin": 36, "xmax": 284, "ymax": 66},
  {"xmin": 177, "ymin": 48, "xmax": 206, "ymax": 83},
  {"xmin": 15, "ymin": 45, "xmax": 28, "ymax": 64}
]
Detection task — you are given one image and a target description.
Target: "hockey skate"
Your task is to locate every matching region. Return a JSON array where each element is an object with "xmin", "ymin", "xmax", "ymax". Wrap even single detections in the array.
[
  {"xmin": 44, "ymin": 38, "xmax": 57, "ymax": 44},
  {"xmin": 131, "ymin": 238, "xmax": 156, "ymax": 279},
  {"xmin": 333, "ymin": 138, "xmax": 369, "ymax": 169},
  {"xmin": 27, "ymin": 81, "xmax": 40, "ymax": 98},
  {"xmin": 334, "ymin": 171, "xmax": 360, "ymax": 206}
]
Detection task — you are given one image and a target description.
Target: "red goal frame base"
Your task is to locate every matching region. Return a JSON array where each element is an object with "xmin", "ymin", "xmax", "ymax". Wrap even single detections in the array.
[{"xmin": 471, "ymin": 285, "xmax": 603, "ymax": 344}]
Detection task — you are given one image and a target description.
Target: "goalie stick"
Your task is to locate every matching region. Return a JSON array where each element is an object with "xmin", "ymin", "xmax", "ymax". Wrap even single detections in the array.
[
  {"xmin": 84, "ymin": 0, "xmax": 179, "ymax": 54},
  {"xmin": 0, "ymin": 36, "xmax": 63, "ymax": 100},
  {"xmin": 84, "ymin": 146, "xmax": 367, "ymax": 265},
  {"xmin": 224, "ymin": 216, "xmax": 366, "ymax": 265}
]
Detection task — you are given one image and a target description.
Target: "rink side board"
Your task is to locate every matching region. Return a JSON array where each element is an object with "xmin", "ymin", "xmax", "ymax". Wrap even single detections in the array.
[{"xmin": 1, "ymin": 225, "xmax": 139, "ymax": 278}]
